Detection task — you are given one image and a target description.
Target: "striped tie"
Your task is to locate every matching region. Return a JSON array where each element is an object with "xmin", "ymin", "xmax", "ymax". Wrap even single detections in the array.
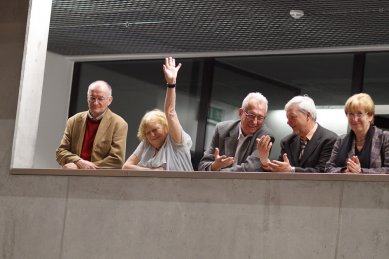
[{"xmin": 299, "ymin": 139, "xmax": 308, "ymax": 161}]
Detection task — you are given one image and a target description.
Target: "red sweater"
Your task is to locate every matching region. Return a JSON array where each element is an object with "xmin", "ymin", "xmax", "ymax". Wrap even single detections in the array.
[{"xmin": 80, "ymin": 118, "xmax": 101, "ymax": 161}]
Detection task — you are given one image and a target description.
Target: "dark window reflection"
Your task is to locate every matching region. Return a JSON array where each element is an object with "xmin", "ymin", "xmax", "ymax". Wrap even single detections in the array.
[
  {"xmin": 70, "ymin": 59, "xmax": 201, "ymax": 158},
  {"xmin": 216, "ymin": 54, "xmax": 353, "ymax": 107},
  {"xmin": 208, "ymin": 54, "xmax": 354, "ymax": 159},
  {"xmin": 70, "ymin": 53, "xmax": 357, "ymax": 168},
  {"xmin": 365, "ymin": 53, "xmax": 389, "ymax": 130},
  {"xmin": 365, "ymin": 52, "xmax": 389, "ymax": 105}
]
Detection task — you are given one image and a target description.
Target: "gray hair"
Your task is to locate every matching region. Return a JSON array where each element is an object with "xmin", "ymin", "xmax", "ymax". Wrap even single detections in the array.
[
  {"xmin": 87, "ymin": 80, "xmax": 112, "ymax": 96},
  {"xmin": 285, "ymin": 95, "xmax": 317, "ymax": 121},
  {"xmin": 241, "ymin": 92, "xmax": 268, "ymax": 112}
]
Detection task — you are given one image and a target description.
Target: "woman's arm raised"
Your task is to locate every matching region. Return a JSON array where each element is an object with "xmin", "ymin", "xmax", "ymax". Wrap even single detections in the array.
[{"xmin": 163, "ymin": 57, "xmax": 183, "ymax": 144}]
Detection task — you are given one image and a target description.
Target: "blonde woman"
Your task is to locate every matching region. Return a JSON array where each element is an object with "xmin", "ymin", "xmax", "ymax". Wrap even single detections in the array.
[
  {"xmin": 122, "ymin": 57, "xmax": 193, "ymax": 171},
  {"xmin": 325, "ymin": 93, "xmax": 389, "ymax": 174}
]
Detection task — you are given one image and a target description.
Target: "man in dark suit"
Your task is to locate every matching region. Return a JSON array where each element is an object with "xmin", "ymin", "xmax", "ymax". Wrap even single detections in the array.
[
  {"xmin": 198, "ymin": 92, "xmax": 273, "ymax": 172},
  {"xmin": 257, "ymin": 95, "xmax": 337, "ymax": 173}
]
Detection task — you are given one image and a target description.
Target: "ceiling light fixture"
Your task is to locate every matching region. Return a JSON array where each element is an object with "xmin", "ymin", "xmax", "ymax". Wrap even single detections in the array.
[{"xmin": 290, "ymin": 10, "xmax": 304, "ymax": 19}]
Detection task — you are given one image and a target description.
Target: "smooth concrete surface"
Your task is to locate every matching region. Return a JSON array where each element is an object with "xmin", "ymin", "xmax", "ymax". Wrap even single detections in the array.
[
  {"xmin": 337, "ymin": 182, "xmax": 389, "ymax": 258},
  {"xmin": 33, "ymin": 52, "xmax": 74, "ymax": 168},
  {"xmin": 59, "ymin": 177, "xmax": 341, "ymax": 259},
  {"xmin": 11, "ymin": 0, "xmax": 52, "ymax": 168},
  {"xmin": 11, "ymin": 168, "xmax": 389, "ymax": 181},
  {"xmin": 0, "ymin": 120, "xmax": 68, "ymax": 259},
  {"xmin": 1, "ymin": 1, "xmax": 389, "ymax": 259},
  {"xmin": 0, "ymin": 1, "xmax": 27, "ymax": 120}
]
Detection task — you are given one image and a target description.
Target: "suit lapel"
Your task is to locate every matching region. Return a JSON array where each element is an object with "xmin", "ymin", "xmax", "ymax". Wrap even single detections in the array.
[
  {"xmin": 299, "ymin": 125, "xmax": 321, "ymax": 165},
  {"xmin": 224, "ymin": 123, "xmax": 239, "ymax": 157},
  {"xmin": 94, "ymin": 109, "xmax": 112, "ymax": 146},
  {"xmin": 370, "ymin": 127, "xmax": 382, "ymax": 168},
  {"xmin": 75, "ymin": 112, "xmax": 88, "ymax": 154},
  {"xmin": 290, "ymin": 136, "xmax": 300, "ymax": 165}
]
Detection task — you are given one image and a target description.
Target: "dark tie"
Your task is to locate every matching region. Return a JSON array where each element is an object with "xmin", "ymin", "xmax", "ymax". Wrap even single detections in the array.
[
  {"xmin": 299, "ymin": 139, "xmax": 308, "ymax": 161},
  {"xmin": 236, "ymin": 136, "xmax": 252, "ymax": 164}
]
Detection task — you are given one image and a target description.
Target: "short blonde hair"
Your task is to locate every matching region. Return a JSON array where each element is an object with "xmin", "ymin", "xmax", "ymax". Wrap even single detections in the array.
[
  {"xmin": 137, "ymin": 109, "xmax": 168, "ymax": 143},
  {"xmin": 344, "ymin": 93, "xmax": 375, "ymax": 115}
]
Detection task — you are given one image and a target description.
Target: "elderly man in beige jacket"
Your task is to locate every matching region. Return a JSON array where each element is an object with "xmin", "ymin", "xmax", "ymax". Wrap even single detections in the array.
[{"xmin": 56, "ymin": 80, "xmax": 128, "ymax": 169}]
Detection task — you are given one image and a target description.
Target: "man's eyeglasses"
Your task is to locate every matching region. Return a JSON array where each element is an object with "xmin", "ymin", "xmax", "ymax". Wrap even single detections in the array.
[
  {"xmin": 244, "ymin": 111, "xmax": 266, "ymax": 121},
  {"xmin": 345, "ymin": 112, "xmax": 368, "ymax": 119},
  {"xmin": 88, "ymin": 96, "xmax": 109, "ymax": 103}
]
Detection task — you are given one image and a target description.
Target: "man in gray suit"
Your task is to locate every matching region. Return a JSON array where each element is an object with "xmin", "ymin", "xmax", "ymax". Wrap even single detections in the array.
[
  {"xmin": 257, "ymin": 95, "xmax": 337, "ymax": 173},
  {"xmin": 198, "ymin": 92, "xmax": 272, "ymax": 172}
]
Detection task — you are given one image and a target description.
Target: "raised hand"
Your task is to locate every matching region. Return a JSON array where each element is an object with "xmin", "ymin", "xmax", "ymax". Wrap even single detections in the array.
[
  {"xmin": 163, "ymin": 57, "xmax": 182, "ymax": 84},
  {"xmin": 257, "ymin": 135, "xmax": 272, "ymax": 166}
]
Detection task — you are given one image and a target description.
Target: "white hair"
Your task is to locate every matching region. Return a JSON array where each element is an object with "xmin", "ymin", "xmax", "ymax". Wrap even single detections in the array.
[
  {"xmin": 285, "ymin": 95, "xmax": 317, "ymax": 121},
  {"xmin": 241, "ymin": 92, "xmax": 268, "ymax": 112},
  {"xmin": 87, "ymin": 80, "xmax": 112, "ymax": 96}
]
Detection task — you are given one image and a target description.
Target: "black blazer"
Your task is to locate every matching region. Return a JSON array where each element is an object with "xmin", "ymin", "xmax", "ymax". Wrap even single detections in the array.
[{"xmin": 279, "ymin": 124, "xmax": 337, "ymax": 172}]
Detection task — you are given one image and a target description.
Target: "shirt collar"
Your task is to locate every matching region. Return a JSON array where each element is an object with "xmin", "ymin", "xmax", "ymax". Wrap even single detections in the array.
[
  {"xmin": 238, "ymin": 122, "xmax": 253, "ymax": 140},
  {"xmin": 303, "ymin": 122, "xmax": 318, "ymax": 141},
  {"xmin": 88, "ymin": 110, "xmax": 106, "ymax": 121}
]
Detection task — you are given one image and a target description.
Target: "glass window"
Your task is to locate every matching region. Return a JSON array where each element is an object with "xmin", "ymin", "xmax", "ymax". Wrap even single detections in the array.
[
  {"xmin": 365, "ymin": 52, "xmax": 389, "ymax": 130},
  {"xmin": 365, "ymin": 52, "xmax": 389, "ymax": 105},
  {"xmin": 209, "ymin": 54, "xmax": 353, "ymax": 159},
  {"xmin": 69, "ymin": 54, "xmax": 354, "ymax": 168},
  {"xmin": 71, "ymin": 59, "xmax": 202, "ymax": 158}
]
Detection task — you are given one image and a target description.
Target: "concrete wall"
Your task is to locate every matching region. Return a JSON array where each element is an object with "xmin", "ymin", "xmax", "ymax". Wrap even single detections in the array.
[
  {"xmin": 1, "ymin": 1, "xmax": 389, "ymax": 259},
  {"xmin": 33, "ymin": 51, "xmax": 73, "ymax": 168}
]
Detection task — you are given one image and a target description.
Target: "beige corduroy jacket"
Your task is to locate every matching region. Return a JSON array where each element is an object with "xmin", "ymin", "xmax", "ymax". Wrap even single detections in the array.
[{"xmin": 56, "ymin": 109, "xmax": 128, "ymax": 169}]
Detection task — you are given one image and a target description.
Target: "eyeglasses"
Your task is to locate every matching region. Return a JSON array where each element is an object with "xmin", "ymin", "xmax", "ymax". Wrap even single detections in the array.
[
  {"xmin": 345, "ymin": 112, "xmax": 368, "ymax": 119},
  {"xmin": 244, "ymin": 111, "xmax": 266, "ymax": 121},
  {"xmin": 88, "ymin": 96, "xmax": 109, "ymax": 103}
]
